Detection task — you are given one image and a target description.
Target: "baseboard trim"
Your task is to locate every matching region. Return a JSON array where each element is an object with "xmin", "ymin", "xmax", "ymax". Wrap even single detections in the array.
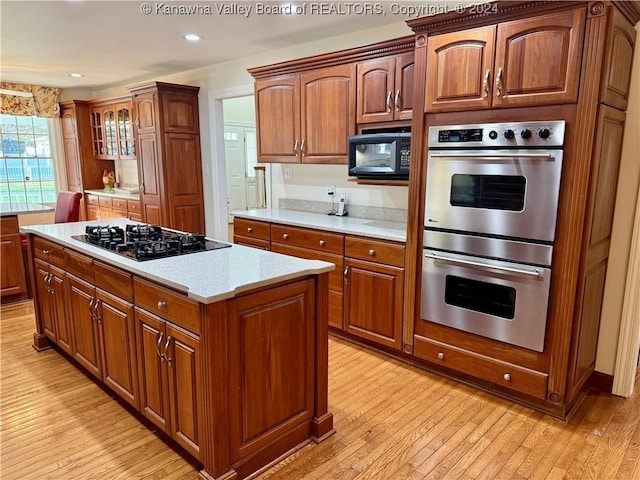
[{"xmin": 589, "ymin": 371, "xmax": 614, "ymax": 393}]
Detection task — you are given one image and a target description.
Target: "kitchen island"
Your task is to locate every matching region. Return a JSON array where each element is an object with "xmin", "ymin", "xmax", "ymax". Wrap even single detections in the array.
[{"xmin": 22, "ymin": 218, "xmax": 335, "ymax": 480}]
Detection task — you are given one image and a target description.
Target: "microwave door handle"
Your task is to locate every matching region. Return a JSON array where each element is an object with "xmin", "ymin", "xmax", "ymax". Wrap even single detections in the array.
[
  {"xmin": 429, "ymin": 152, "xmax": 553, "ymax": 160},
  {"xmin": 424, "ymin": 251, "xmax": 542, "ymax": 277}
]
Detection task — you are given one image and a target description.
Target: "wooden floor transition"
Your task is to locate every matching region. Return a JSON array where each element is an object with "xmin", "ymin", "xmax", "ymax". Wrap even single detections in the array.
[{"xmin": 1, "ymin": 301, "xmax": 639, "ymax": 480}]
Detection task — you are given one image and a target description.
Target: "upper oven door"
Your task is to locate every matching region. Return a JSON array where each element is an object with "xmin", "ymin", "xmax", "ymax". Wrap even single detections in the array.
[{"xmin": 424, "ymin": 149, "xmax": 563, "ymax": 242}]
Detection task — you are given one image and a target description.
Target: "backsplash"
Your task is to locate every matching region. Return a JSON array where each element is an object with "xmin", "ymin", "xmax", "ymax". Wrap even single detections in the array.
[
  {"xmin": 278, "ymin": 198, "xmax": 407, "ymax": 222},
  {"xmin": 114, "ymin": 159, "xmax": 139, "ymax": 188}
]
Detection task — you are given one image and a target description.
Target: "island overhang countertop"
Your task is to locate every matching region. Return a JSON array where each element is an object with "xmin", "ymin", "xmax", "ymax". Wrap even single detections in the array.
[{"xmin": 22, "ymin": 217, "xmax": 334, "ymax": 304}]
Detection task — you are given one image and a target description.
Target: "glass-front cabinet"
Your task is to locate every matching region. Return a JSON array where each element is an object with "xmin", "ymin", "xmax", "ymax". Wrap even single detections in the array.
[{"xmin": 89, "ymin": 99, "xmax": 136, "ymax": 160}]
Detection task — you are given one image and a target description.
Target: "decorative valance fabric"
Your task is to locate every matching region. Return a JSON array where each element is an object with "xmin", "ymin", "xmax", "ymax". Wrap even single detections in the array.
[{"xmin": 0, "ymin": 82, "xmax": 61, "ymax": 118}]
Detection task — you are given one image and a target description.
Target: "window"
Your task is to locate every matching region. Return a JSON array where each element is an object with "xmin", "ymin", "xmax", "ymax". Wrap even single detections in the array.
[{"xmin": 0, "ymin": 114, "xmax": 56, "ymax": 205}]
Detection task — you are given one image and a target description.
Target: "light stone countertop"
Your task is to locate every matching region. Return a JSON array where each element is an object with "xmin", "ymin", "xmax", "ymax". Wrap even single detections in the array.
[
  {"xmin": 232, "ymin": 209, "xmax": 407, "ymax": 243},
  {"xmin": 84, "ymin": 189, "xmax": 141, "ymax": 201},
  {"xmin": 1, "ymin": 203, "xmax": 55, "ymax": 216},
  {"xmin": 21, "ymin": 218, "xmax": 334, "ymax": 304}
]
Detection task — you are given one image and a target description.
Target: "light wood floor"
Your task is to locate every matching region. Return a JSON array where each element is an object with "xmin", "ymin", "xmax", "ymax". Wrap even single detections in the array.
[{"xmin": 2, "ymin": 301, "xmax": 639, "ymax": 480}]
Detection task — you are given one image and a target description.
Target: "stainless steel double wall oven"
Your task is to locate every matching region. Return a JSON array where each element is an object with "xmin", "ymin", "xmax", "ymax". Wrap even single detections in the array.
[{"xmin": 421, "ymin": 121, "xmax": 565, "ymax": 352}]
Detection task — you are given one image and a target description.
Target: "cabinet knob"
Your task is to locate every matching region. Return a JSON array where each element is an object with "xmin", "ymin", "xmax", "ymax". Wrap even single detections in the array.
[
  {"xmin": 42, "ymin": 249, "xmax": 50, "ymax": 255},
  {"xmin": 437, "ymin": 352, "xmax": 444, "ymax": 360},
  {"xmin": 369, "ymin": 249, "xmax": 375, "ymax": 256},
  {"xmin": 283, "ymin": 233, "xmax": 289, "ymax": 240},
  {"xmin": 319, "ymin": 240, "xmax": 325, "ymax": 246},
  {"xmin": 157, "ymin": 300, "xmax": 167, "ymax": 310},
  {"xmin": 503, "ymin": 373, "xmax": 511, "ymax": 382},
  {"xmin": 247, "ymin": 227, "xmax": 253, "ymax": 233}
]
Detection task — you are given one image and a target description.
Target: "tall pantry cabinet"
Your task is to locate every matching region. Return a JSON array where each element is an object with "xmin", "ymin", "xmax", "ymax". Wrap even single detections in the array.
[{"xmin": 130, "ymin": 82, "xmax": 205, "ymax": 234}]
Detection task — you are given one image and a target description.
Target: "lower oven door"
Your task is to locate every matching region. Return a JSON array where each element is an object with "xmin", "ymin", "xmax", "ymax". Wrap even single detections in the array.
[{"xmin": 421, "ymin": 249, "xmax": 551, "ymax": 352}]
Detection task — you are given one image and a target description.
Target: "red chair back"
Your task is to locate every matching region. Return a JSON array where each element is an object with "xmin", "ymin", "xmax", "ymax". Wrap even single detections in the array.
[{"xmin": 54, "ymin": 192, "xmax": 83, "ymax": 224}]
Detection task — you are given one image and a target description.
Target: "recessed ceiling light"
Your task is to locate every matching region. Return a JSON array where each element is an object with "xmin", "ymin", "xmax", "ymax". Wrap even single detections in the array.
[
  {"xmin": 69, "ymin": 73, "xmax": 84, "ymax": 78},
  {"xmin": 183, "ymin": 34, "xmax": 203, "ymax": 42}
]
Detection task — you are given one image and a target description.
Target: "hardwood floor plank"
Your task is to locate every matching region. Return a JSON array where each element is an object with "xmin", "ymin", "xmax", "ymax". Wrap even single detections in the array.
[{"xmin": 2, "ymin": 303, "xmax": 640, "ymax": 480}]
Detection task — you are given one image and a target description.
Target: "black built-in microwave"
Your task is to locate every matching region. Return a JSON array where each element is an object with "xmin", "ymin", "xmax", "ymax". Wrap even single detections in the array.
[{"xmin": 348, "ymin": 132, "xmax": 411, "ymax": 179}]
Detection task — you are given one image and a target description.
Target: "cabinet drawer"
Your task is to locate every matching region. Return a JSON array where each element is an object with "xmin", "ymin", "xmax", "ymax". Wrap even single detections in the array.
[
  {"xmin": 345, "ymin": 236, "xmax": 405, "ymax": 267},
  {"xmin": 233, "ymin": 218, "xmax": 270, "ymax": 241},
  {"xmin": 127, "ymin": 199, "xmax": 141, "ymax": 213},
  {"xmin": 233, "ymin": 236, "xmax": 270, "ymax": 250},
  {"xmin": 271, "ymin": 243, "xmax": 343, "ymax": 292},
  {"xmin": 86, "ymin": 194, "xmax": 99, "ymax": 206},
  {"xmin": 134, "ymin": 277, "xmax": 201, "ymax": 334},
  {"xmin": 64, "ymin": 249, "xmax": 95, "ymax": 283},
  {"xmin": 33, "ymin": 237, "xmax": 65, "ymax": 267},
  {"xmin": 98, "ymin": 196, "xmax": 113, "ymax": 209},
  {"xmin": 95, "ymin": 261, "xmax": 133, "ymax": 302},
  {"xmin": 271, "ymin": 224, "xmax": 344, "ymax": 255},
  {"xmin": 414, "ymin": 335, "xmax": 548, "ymax": 400},
  {"xmin": 113, "ymin": 198, "xmax": 128, "ymax": 210}
]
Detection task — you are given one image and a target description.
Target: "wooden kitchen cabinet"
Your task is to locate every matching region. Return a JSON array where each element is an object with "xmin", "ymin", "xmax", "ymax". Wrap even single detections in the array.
[
  {"xmin": 425, "ymin": 9, "xmax": 586, "ymax": 112},
  {"xmin": 343, "ymin": 236, "xmax": 405, "ymax": 350},
  {"xmin": 270, "ymin": 224, "xmax": 345, "ymax": 330},
  {"xmin": 130, "ymin": 82, "xmax": 205, "ymax": 233},
  {"xmin": 1, "ymin": 216, "xmax": 27, "ymax": 300},
  {"xmin": 135, "ymin": 278, "xmax": 202, "ymax": 460},
  {"xmin": 33, "ymin": 259, "xmax": 69, "ymax": 352},
  {"xmin": 89, "ymin": 99, "xmax": 135, "ymax": 160},
  {"xmin": 357, "ymin": 52, "xmax": 414, "ymax": 123},
  {"xmin": 254, "ymin": 64, "xmax": 356, "ymax": 164},
  {"xmin": 85, "ymin": 192, "xmax": 140, "ymax": 221},
  {"xmin": 233, "ymin": 217, "xmax": 271, "ymax": 250}
]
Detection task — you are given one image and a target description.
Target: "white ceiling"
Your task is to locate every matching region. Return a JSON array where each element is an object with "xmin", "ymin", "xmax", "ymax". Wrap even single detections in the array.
[{"xmin": 0, "ymin": 0, "xmax": 439, "ymax": 90}]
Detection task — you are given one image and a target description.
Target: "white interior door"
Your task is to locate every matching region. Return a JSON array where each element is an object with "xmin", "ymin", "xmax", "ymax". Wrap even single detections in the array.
[{"xmin": 224, "ymin": 126, "xmax": 247, "ymax": 222}]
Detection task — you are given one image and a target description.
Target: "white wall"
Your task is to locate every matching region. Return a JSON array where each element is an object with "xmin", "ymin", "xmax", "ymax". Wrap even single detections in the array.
[{"xmin": 222, "ymin": 96, "xmax": 255, "ymax": 124}]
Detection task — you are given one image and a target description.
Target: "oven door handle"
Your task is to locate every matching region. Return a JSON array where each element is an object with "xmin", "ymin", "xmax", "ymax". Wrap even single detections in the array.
[
  {"xmin": 424, "ymin": 251, "xmax": 542, "ymax": 277},
  {"xmin": 429, "ymin": 152, "xmax": 553, "ymax": 159}
]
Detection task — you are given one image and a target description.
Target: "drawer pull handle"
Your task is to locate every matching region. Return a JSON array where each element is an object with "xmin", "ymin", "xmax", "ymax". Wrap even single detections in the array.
[
  {"xmin": 42, "ymin": 249, "xmax": 50, "ymax": 255},
  {"xmin": 247, "ymin": 227, "xmax": 253, "ymax": 233},
  {"xmin": 157, "ymin": 300, "xmax": 167, "ymax": 310},
  {"xmin": 283, "ymin": 233, "xmax": 289, "ymax": 240},
  {"xmin": 369, "ymin": 249, "xmax": 375, "ymax": 256},
  {"xmin": 319, "ymin": 240, "xmax": 325, "ymax": 246},
  {"xmin": 437, "ymin": 352, "xmax": 444, "ymax": 360},
  {"xmin": 156, "ymin": 333, "xmax": 165, "ymax": 359},
  {"xmin": 164, "ymin": 336, "xmax": 173, "ymax": 364},
  {"xmin": 503, "ymin": 373, "xmax": 511, "ymax": 382}
]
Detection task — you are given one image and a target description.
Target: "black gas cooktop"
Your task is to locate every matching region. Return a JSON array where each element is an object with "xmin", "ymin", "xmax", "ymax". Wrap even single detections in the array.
[{"xmin": 72, "ymin": 224, "xmax": 231, "ymax": 261}]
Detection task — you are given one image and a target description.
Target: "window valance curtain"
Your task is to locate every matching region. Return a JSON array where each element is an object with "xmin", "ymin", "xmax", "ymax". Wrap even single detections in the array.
[{"xmin": 0, "ymin": 82, "xmax": 61, "ymax": 118}]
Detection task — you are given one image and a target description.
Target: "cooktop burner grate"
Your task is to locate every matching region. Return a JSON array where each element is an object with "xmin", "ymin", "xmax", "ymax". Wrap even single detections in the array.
[{"xmin": 72, "ymin": 224, "xmax": 231, "ymax": 261}]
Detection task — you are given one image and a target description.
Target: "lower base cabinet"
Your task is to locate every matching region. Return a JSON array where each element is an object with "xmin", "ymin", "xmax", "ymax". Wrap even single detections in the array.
[
  {"xmin": 34, "ymin": 259, "xmax": 70, "ymax": 353},
  {"xmin": 136, "ymin": 308, "xmax": 202, "ymax": 460},
  {"xmin": 0, "ymin": 216, "xmax": 27, "ymax": 300}
]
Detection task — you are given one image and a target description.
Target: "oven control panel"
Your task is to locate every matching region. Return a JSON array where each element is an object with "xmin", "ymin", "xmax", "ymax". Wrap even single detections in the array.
[{"xmin": 430, "ymin": 120, "xmax": 566, "ymax": 148}]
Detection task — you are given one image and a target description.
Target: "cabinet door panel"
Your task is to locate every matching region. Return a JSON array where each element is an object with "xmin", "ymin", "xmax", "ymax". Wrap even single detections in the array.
[
  {"xmin": 426, "ymin": 26, "xmax": 496, "ymax": 112},
  {"xmin": 601, "ymin": 8, "xmax": 637, "ymax": 110},
  {"xmin": 136, "ymin": 308, "xmax": 170, "ymax": 432},
  {"xmin": 493, "ymin": 8, "xmax": 585, "ymax": 107},
  {"xmin": 98, "ymin": 289, "xmax": 138, "ymax": 409},
  {"xmin": 50, "ymin": 267, "xmax": 72, "ymax": 355},
  {"xmin": 395, "ymin": 53, "xmax": 415, "ymax": 120},
  {"xmin": 301, "ymin": 64, "xmax": 356, "ymax": 164},
  {"xmin": 34, "ymin": 260, "xmax": 56, "ymax": 340},
  {"xmin": 166, "ymin": 323, "xmax": 202, "ymax": 460},
  {"xmin": 255, "ymin": 75, "xmax": 300, "ymax": 163},
  {"xmin": 68, "ymin": 274, "xmax": 101, "ymax": 379},
  {"xmin": 344, "ymin": 258, "xmax": 404, "ymax": 350},
  {"xmin": 0, "ymin": 232, "xmax": 27, "ymax": 297},
  {"xmin": 357, "ymin": 57, "xmax": 395, "ymax": 123},
  {"xmin": 137, "ymin": 133, "xmax": 164, "ymax": 226},
  {"xmin": 134, "ymin": 93, "xmax": 157, "ymax": 134},
  {"xmin": 62, "ymin": 137, "xmax": 82, "ymax": 192},
  {"xmin": 164, "ymin": 133, "xmax": 205, "ymax": 233}
]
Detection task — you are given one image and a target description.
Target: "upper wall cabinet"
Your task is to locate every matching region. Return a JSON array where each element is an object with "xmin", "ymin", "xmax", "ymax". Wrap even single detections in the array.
[
  {"xmin": 425, "ymin": 8, "xmax": 586, "ymax": 112},
  {"xmin": 90, "ymin": 99, "xmax": 136, "ymax": 160},
  {"xmin": 254, "ymin": 64, "xmax": 356, "ymax": 164},
  {"xmin": 357, "ymin": 53, "xmax": 414, "ymax": 124}
]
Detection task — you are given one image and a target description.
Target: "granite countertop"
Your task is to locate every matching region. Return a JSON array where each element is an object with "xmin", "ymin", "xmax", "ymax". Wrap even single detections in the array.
[
  {"xmin": 84, "ymin": 189, "xmax": 141, "ymax": 201},
  {"xmin": 21, "ymin": 218, "xmax": 334, "ymax": 304},
  {"xmin": 232, "ymin": 208, "xmax": 407, "ymax": 243},
  {"xmin": 1, "ymin": 203, "xmax": 55, "ymax": 216}
]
